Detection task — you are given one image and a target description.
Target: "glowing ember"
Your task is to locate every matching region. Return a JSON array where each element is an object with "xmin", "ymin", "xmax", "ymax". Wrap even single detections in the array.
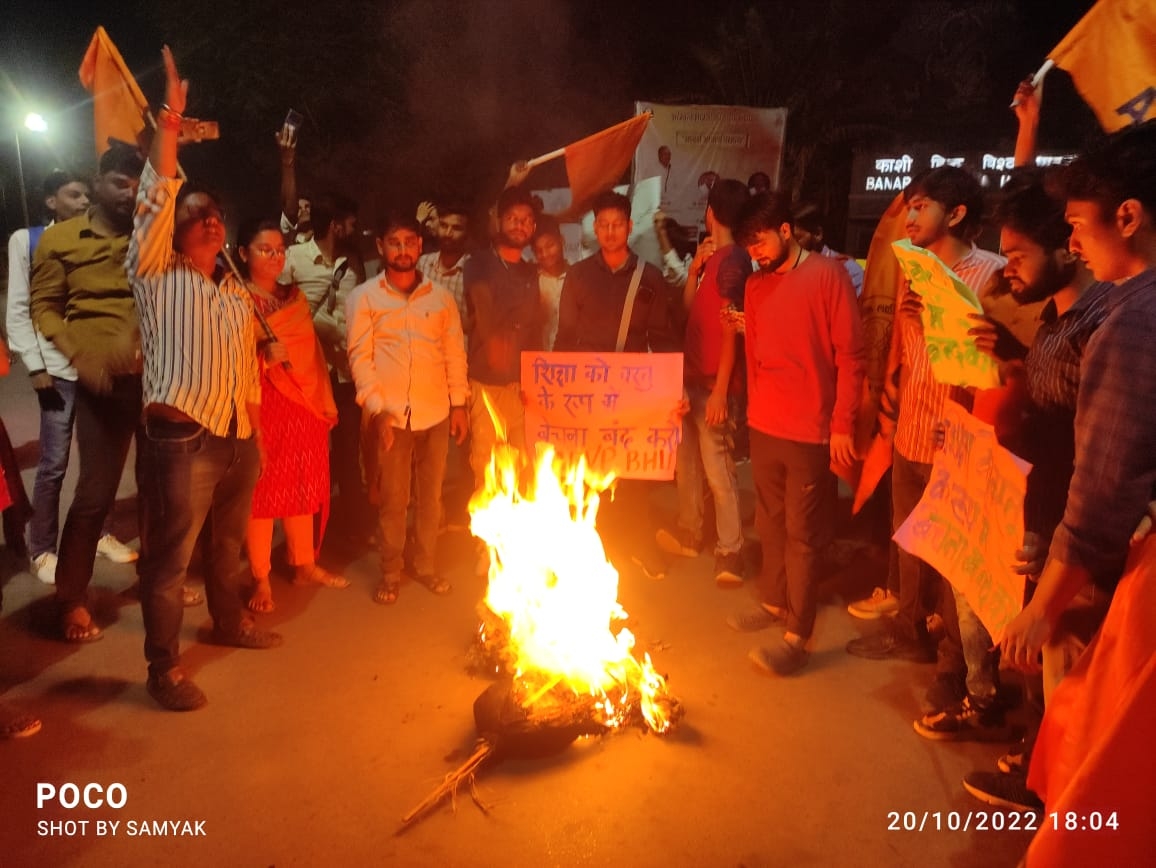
[{"xmin": 470, "ymin": 433, "xmax": 675, "ymax": 734}]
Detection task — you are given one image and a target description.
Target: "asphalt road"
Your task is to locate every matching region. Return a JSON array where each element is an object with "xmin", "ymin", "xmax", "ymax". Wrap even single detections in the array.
[{"xmin": 0, "ymin": 327, "xmax": 1033, "ymax": 867}]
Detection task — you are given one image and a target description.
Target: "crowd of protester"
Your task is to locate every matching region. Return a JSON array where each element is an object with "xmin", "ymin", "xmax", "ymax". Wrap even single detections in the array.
[{"xmin": 2, "ymin": 44, "xmax": 1154, "ymax": 862}]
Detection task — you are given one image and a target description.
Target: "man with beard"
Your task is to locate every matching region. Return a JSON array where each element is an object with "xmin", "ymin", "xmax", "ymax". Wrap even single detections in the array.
[
  {"xmin": 724, "ymin": 192, "xmax": 864, "ymax": 676},
  {"xmin": 959, "ymin": 168, "xmax": 1107, "ymax": 809},
  {"xmin": 129, "ymin": 47, "xmax": 282, "ymax": 711},
  {"xmin": 279, "ymin": 192, "xmax": 367, "ymax": 541},
  {"xmin": 346, "ymin": 214, "xmax": 468, "ymax": 606},
  {"xmin": 417, "ymin": 203, "xmax": 471, "ymax": 326},
  {"xmin": 30, "ymin": 142, "xmax": 145, "ymax": 643},
  {"xmin": 462, "ymin": 187, "xmax": 542, "ymax": 488}
]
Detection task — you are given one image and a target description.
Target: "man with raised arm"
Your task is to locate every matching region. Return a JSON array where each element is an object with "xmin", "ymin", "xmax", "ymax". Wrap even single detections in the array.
[{"xmin": 128, "ymin": 47, "xmax": 281, "ymax": 712}]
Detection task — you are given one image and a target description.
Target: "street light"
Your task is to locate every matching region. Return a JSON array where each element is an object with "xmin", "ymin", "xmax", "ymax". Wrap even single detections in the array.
[{"xmin": 14, "ymin": 112, "xmax": 49, "ymax": 227}]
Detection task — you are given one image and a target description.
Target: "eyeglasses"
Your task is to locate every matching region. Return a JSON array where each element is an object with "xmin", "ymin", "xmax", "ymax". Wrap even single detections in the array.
[{"xmin": 250, "ymin": 245, "xmax": 286, "ymax": 259}]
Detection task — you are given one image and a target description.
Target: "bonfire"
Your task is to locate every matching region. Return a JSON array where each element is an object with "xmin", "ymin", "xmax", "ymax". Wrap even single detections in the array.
[{"xmin": 400, "ymin": 424, "xmax": 682, "ymax": 830}]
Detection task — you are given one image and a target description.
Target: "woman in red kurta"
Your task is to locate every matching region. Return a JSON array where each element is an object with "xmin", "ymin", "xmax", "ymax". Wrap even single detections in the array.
[{"xmin": 237, "ymin": 221, "xmax": 343, "ymax": 613}]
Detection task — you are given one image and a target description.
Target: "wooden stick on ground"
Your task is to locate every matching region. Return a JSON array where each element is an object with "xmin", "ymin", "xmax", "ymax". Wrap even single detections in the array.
[{"xmin": 398, "ymin": 740, "xmax": 496, "ymax": 832}]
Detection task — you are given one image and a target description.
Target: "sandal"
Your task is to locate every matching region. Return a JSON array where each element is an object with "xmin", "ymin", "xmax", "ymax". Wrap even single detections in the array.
[
  {"xmin": 182, "ymin": 585, "xmax": 205, "ymax": 607},
  {"xmin": 374, "ymin": 575, "xmax": 400, "ymax": 606},
  {"xmin": 293, "ymin": 564, "xmax": 350, "ymax": 589},
  {"xmin": 247, "ymin": 578, "xmax": 275, "ymax": 614},
  {"xmin": 415, "ymin": 573, "xmax": 452, "ymax": 596},
  {"xmin": 61, "ymin": 608, "xmax": 103, "ymax": 643},
  {"xmin": 1, "ymin": 707, "xmax": 43, "ymax": 738},
  {"xmin": 146, "ymin": 668, "xmax": 207, "ymax": 712}
]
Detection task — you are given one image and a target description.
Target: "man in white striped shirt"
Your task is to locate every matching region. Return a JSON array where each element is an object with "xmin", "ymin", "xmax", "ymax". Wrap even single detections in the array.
[{"xmin": 127, "ymin": 47, "xmax": 281, "ymax": 712}]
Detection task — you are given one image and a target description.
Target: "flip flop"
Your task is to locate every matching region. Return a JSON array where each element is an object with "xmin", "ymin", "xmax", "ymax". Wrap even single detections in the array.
[
  {"xmin": 374, "ymin": 578, "xmax": 400, "ymax": 605},
  {"xmin": 293, "ymin": 565, "xmax": 350, "ymax": 589},
  {"xmin": 61, "ymin": 609, "xmax": 103, "ymax": 644}
]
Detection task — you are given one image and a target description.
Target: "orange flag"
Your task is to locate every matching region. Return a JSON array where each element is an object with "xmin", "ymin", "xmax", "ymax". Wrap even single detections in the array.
[
  {"xmin": 560, "ymin": 114, "xmax": 652, "ymax": 218},
  {"xmin": 1048, "ymin": 0, "xmax": 1156, "ymax": 131},
  {"xmin": 78, "ymin": 26, "xmax": 149, "ymax": 157},
  {"xmin": 850, "ymin": 191, "xmax": 909, "ymax": 512},
  {"xmin": 1025, "ymin": 536, "xmax": 1156, "ymax": 866}
]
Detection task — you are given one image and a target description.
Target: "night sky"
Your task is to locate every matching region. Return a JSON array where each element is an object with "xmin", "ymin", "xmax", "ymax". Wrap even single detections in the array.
[{"xmin": 2, "ymin": 0, "xmax": 1099, "ymax": 239}]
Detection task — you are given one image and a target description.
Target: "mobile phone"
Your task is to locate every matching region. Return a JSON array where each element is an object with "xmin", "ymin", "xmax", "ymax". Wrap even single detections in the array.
[{"xmin": 281, "ymin": 109, "xmax": 303, "ymax": 146}]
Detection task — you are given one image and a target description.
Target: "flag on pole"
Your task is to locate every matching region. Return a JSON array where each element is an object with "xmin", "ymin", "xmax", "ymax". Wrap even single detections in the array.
[
  {"xmin": 1048, "ymin": 0, "xmax": 1156, "ymax": 131},
  {"xmin": 78, "ymin": 26, "xmax": 149, "ymax": 157},
  {"xmin": 558, "ymin": 114, "xmax": 652, "ymax": 217},
  {"xmin": 851, "ymin": 191, "xmax": 908, "ymax": 512}
]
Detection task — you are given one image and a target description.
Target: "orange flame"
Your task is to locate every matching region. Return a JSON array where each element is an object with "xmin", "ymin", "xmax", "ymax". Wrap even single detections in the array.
[{"xmin": 470, "ymin": 414, "xmax": 673, "ymax": 733}]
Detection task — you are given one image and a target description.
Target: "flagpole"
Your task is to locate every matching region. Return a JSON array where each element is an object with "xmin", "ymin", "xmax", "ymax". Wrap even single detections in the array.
[
  {"xmin": 1010, "ymin": 59, "xmax": 1055, "ymax": 107},
  {"xmin": 524, "ymin": 111, "xmax": 653, "ymax": 169}
]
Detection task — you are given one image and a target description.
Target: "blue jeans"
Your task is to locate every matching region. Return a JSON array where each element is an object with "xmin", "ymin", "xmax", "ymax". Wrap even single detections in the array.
[
  {"xmin": 376, "ymin": 418, "xmax": 449, "ymax": 577},
  {"xmin": 952, "ymin": 587, "xmax": 999, "ymax": 705},
  {"xmin": 55, "ymin": 376, "xmax": 141, "ymax": 610},
  {"xmin": 29, "ymin": 377, "xmax": 78, "ymax": 557},
  {"xmin": 675, "ymin": 383, "xmax": 743, "ymax": 555},
  {"xmin": 137, "ymin": 418, "xmax": 259, "ymax": 678},
  {"xmin": 750, "ymin": 430, "xmax": 836, "ymax": 640}
]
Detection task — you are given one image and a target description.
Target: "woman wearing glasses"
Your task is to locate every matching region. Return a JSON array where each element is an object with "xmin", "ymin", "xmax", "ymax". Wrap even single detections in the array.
[{"xmin": 236, "ymin": 219, "xmax": 345, "ymax": 613}]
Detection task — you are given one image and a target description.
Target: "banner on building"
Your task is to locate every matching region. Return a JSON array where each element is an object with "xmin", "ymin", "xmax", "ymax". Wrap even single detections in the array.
[{"xmin": 633, "ymin": 102, "xmax": 787, "ymax": 235}]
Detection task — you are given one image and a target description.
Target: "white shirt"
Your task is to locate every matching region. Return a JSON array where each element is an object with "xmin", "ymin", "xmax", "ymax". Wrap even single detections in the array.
[
  {"xmin": 345, "ymin": 274, "xmax": 469, "ymax": 432},
  {"xmin": 538, "ymin": 271, "xmax": 566, "ymax": 350},
  {"xmin": 5, "ymin": 225, "xmax": 77, "ymax": 379},
  {"xmin": 279, "ymin": 238, "xmax": 358, "ymax": 381}
]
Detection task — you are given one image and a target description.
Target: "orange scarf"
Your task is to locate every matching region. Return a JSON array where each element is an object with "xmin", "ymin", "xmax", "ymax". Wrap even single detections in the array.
[{"xmin": 255, "ymin": 288, "xmax": 338, "ymax": 427}]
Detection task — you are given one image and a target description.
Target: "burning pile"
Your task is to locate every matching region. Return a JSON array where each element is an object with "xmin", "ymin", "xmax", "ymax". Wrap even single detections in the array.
[
  {"xmin": 471, "ymin": 441, "xmax": 680, "ymax": 735},
  {"xmin": 400, "ymin": 437, "xmax": 682, "ymax": 829}
]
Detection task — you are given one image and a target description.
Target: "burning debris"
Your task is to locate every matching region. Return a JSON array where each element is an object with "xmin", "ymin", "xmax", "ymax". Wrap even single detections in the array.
[{"xmin": 400, "ymin": 441, "xmax": 683, "ymax": 831}]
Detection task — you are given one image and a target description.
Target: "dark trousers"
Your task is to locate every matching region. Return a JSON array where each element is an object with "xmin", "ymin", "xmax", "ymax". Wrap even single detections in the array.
[
  {"xmin": 55, "ymin": 376, "xmax": 141, "ymax": 611},
  {"xmin": 892, "ymin": 451, "xmax": 964, "ymax": 676},
  {"xmin": 750, "ymin": 430, "xmax": 836, "ymax": 640},
  {"xmin": 137, "ymin": 419, "xmax": 259, "ymax": 678},
  {"xmin": 377, "ymin": 418, "xmax": 449, "ymax": 578},
  {"xmin": 330, "ymin": 377, "xmax": 371, "ymax": 533}
]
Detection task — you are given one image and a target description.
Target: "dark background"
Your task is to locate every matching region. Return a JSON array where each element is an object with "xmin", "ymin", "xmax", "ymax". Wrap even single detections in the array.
[{"xmin": 1, "ymin": 0, "xmax": 1099, "ymax": 249}]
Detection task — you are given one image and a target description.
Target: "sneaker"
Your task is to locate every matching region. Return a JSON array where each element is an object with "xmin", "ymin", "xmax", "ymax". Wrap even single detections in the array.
[
  {"xmin": 32, "ymin": 552, "xmax": 58, "ymax": 585},
  {"xmin": 726, "ymin": 605, "xmax": 786, "ymax": 632},
  {"xmin": 922, "ymin": 671, "xmax": 967, "ymax": 714},
  {"xmin": 655, "ymin": 527, "xmax": 701, "ymax": 558},
  {"xmin": 631, "ymin": 550, "xmax": 667, "ymax": 580},
  {"xmin": 845, "ymin": 622, "xmax": 935, "ymax": 663},
  {"xmin": 914, "ymin": 696, "xmax": 1013, "ymax": 742},
  {"xmin": 846, "ymin": 587, "xmax": 898, "ymax": 619},
  {"xmin": 96, "ymin": 534, "xmax": 138, "ymax": 564},
  {"xmin": 714, "ymin": 551, "xmax": 744, "ymax": 588},
  {"xmin": 749, "ymin": 639, "xmax": 809, "ymax": 676},
  {"xmin": 962, "ymin": 771, "xmax": 1043, "ymax": 812},
  {"xmin": 998, "ymin": 747, "xmax": 1028, "ymax": 775}
]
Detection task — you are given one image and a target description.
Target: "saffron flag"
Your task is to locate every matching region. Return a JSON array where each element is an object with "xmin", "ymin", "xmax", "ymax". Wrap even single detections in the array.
[
  {"xmin": 850, "ymin": 191, "xmax": 907, "ymax": 513},
  {"xmin": 1026, "ymin": 536, "xmax": 1156, "ymax": 866},
  {"xmin": 78, "ymin": 26, "xmax": 149, "ymax": 157},
  {"xmin": 1048, "ymin": 0, "xmax": 1156, "ymax": 131},
  {"xmin": 561, "ymin": 114, "xmax": 652, "ymax": 218}
]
